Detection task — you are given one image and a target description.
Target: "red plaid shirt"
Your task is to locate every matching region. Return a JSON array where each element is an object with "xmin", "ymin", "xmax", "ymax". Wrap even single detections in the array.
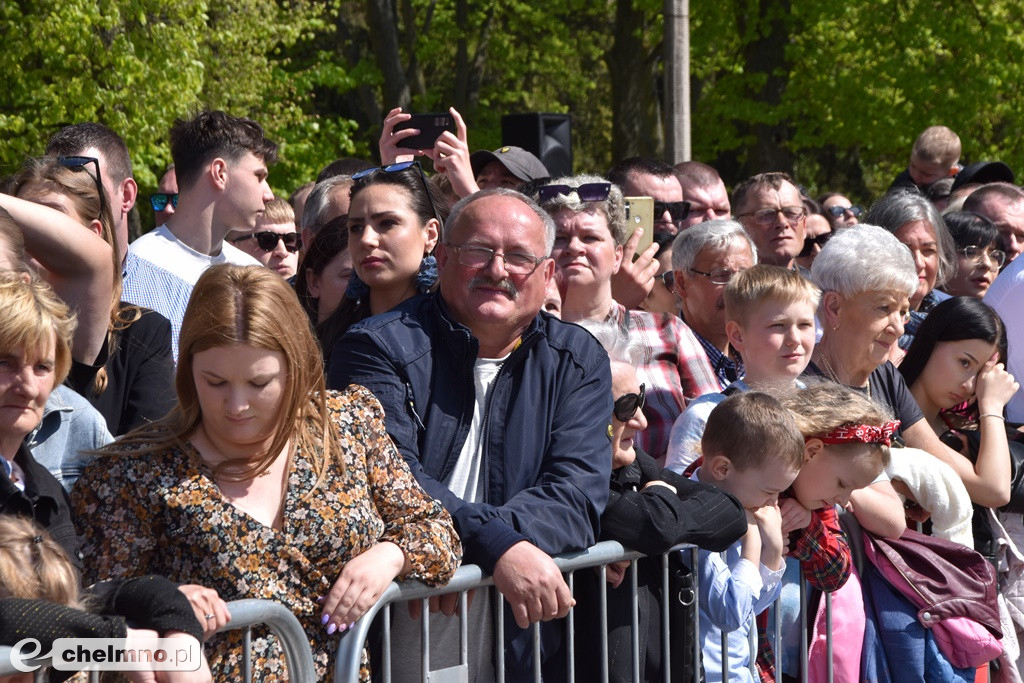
[
  {"xmin": 608, "ymin": 303, "xmax": 720, "ymax": 459},
  {"xmin": 755, "ymin": 503, "xmax": 851, "ymax": 682}
]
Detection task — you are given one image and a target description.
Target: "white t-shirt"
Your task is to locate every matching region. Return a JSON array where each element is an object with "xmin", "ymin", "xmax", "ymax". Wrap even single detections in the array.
[{"xmin": 122, "ymin": 225, "xmax": 259, "ymax": 360}]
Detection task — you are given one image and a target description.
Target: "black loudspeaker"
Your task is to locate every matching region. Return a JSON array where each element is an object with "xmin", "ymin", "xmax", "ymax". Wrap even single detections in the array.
[{"xmin": 501, "ymin": 113, "xmax": 572, "ymax": 177}]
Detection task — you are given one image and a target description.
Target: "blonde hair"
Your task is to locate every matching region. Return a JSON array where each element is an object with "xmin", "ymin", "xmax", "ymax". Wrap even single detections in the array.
[
  {"xmin": 724, "ymin": 264, "xmax": 821, "ymax": 328},
  {"xmin": 108, "ymin": 265, "xmax": 343, "ymax": 490},
  {"xmin": 781, "ymin": 380, "xmax": 895, "ymax": 467},
  {"xmin": 911, "ymin": 126, "xmax": 961, "ymax": 168},
  {"xmin": 0, "ymin": 516, "xmax": 83, "ymax": 608},
  {"xmin": 702, "ymin": 392, "xmax": 804, "ymax": 471},
  {"xmin": 0, "ymin": 273, "xmax": 76, "ymax": 386},
  {"xmin": 258, "ymin": 197, "xmax": 295, "ymax": 226}
]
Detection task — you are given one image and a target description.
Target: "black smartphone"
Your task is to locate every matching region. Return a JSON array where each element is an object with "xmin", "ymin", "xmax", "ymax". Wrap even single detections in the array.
[{"xmin": 394, "ymin": 113, "xmax": 456, "ymax": 150}]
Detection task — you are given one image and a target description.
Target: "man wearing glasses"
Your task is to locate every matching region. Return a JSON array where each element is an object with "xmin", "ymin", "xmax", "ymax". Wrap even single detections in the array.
[
  {"xmin": 671, "ymin": 220, "xmax": 757, "ymax": 390},
  {"xmin": 150, "ymin": 164, "xmax": 178, "ymax": 229},
  {"xmin": 46, "ymin": 122, "xmax": 138, "ymax": 264},
  {"xmin": 121, "ymin": 110, "xmax": 274, "ymax": 360},
  {"xmin": 732, "ymin": 171, "xmax": 808, "ymax": 271},
  {"xmin": 329, "ymin": 188, "xmax": 612, "ymax": 680},
  {"xmin": 963, "ymin": 182, "xmax": 1024, "ymax": 265}
]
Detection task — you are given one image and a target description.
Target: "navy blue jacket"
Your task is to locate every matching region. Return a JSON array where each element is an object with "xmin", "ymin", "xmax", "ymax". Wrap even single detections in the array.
[{"xmin": 328, "ymin": 293, "xmax": 613, "ymax": 573}]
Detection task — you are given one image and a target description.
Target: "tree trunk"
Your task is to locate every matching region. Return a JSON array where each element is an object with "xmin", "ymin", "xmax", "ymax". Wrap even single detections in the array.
[
  {"xmin": 606, "ymin": 0, "xmax": 662, "ymax": 162},
  {"xmin": 366, "ymin": 0, "xmax": 410, "ymax": 109}
]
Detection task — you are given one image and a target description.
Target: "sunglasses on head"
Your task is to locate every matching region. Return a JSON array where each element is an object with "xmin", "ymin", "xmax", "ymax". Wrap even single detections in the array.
[
  {"xmin": 654, "ymin": 200, "xmax": 691, "ymax": 223},
  {"xmin": 351, "ymin": 160, "xmax": 439, "ymax": 225},
  {"xmin": 827, "ymin": 204, "xmax": 862, "ymax": 218},
  {"xmin": 613, "ymin": 383, "xmax": 646, "ymax": 422},
  {"xmin": 230, "ymin": 231, "xmax": 303, "ymax": 253},
  {"xmin": 798, "ymin": 232, "xmax": 832, "ymax": 257},
  {"xmin": 150, "ymin": 192, "xmax": 178, "ymax": 212},
  {"xmin": 58, "ymin": 155, "xmax": 105, "ymax": 220},
  {"xmin": 536, "ymin": 182, "xmax": 612, "ymax": 203}
]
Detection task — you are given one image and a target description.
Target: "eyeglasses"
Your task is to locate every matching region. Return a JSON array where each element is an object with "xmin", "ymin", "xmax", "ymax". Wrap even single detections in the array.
[
  {"xmin": 959, "ymin": 245, "xmax": 1006, "ymax": 269},
  {"xmin": 826, "ymin": 205, "xmax": 863, "ymax": 218},
  {"xmin": 656, "ymin": 271, "xmax": 675, "ymax": 290},
  {"xmin": 58, "ymin": 156, "xmax": 105, "ymax": 220},
  {"xmin": 444, "ymin": 243, "xmax": 547, "ymax": 275},
  {"xmin": 654, "ymin": 200, "xmax": 692, "ymax": 223},
  {"xmin": 688, "ymin": 267, "xmax": 739, "ymax": 285},
  {"xmin": 537, "ymin": 182, "xmax": 611, "ymax": 203},
  {"xmin": 738, "ymin": 206, "xmax": 806, "ymax": 225},
  {"xmin": 613, "ymin": 384, "xmax": 646, "ymax": 422},
  {"xmin": 230, "ymin": 231, "xmax": 303, "ymax": 253},
  {"xmin": 150, "ymin": 193, "xmax": 178, "ymax": 212},
  {"xmin": 799, "ymin": 232, "xmax": 832, "ymax": 258},
  {"xmin": 351, "ymin": 160, "xmax": 439, "ymax": 225}
]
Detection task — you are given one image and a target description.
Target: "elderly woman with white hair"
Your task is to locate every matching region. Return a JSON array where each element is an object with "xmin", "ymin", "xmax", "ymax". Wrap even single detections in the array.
[
  {"xmin": 810, "ymin": 225, "xmax": 1011, "ymax": 508},
  {"xmin": 533, "ymin": 174, "xmax": 720, "ymax": 460},
  {"xmin": 862, "ymin": 189, "xmax": 957, "ymax": 350}
]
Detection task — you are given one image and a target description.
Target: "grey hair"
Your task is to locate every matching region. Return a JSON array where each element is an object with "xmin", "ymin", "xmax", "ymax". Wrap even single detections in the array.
[
  {"xmin": 574, "ymin": 319, "xmax": 645, "ymax": 366},
  {"xmin": 671, "ymin": 218, "xmax": 758, "ymax": 271},
  {"xmin": 862, "ymin": 188, "xmax": 955, "ymax": 287},
  {"xmin": 300, "ymin": 175, "xmax": 353, "ymax": 233},
  {"xmin": 535, "ymin": 173, "xmax": 627, "ymax": 245},
  {"xmin": 811, "ymin": 224, "xmax": 917, "ymax": 299},
  {"xmin": 444, "ymin": 188, "xmax": 556, "ymax": 255}
]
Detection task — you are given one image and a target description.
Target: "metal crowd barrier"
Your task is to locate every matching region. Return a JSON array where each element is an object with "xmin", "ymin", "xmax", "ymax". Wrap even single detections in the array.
[{"xmin": 0, "ymin": 598, "xmax": 316, "ymax": 682}]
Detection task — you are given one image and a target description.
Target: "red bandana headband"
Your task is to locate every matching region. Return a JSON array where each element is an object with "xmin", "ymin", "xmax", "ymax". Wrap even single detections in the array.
[{"xmin": 816, "ymin": 420, "xmax": 901, "ymax": 447}]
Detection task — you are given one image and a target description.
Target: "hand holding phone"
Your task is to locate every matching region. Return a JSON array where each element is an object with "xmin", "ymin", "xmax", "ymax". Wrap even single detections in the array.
[{"xmin": 393, "ymin": 113, "xmax": 457, "ymax": 150}]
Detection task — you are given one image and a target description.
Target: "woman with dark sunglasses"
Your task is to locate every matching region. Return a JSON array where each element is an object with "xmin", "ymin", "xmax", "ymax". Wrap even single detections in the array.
[
  {"xmin": 533, "ymin": 173, "xmax": 720, "ymax": 461},
  {"xmin": 4, "ymin": 157, "xmax": 176, "ymax": 436},
  {"xmin": 319, "ymin": 162, "xmax": 446, "ymax": 366},
  {"xmin": 796, "ymin": 197, "xmax": 832, "ymax": 271},
  {"xmin": 572, "ymin": 319, "xmax": 746, "ymax": 683},
  {"xmin": 226, "ymin": 198, "xmax": 302, "ymax": 279}
]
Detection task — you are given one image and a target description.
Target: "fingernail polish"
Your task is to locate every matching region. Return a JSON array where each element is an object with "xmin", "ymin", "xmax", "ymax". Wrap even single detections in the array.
[
  {"xmin": 316, "ymin": 596, "xmax": 324, "ymax": 604},
  {"xmin": 326, "ymin": 623, "xmax": 337, "ymax": 635},
  {"xmin": 321, "ymin": 614, "xmax": 330, "ymax": 625},
  {"xmin": 338, "ymin": 623, "xmax": 348, "ymax": 632},
  {"xmin": 348, "ymin": 622, "xmax": 355, "ymax": 630}
]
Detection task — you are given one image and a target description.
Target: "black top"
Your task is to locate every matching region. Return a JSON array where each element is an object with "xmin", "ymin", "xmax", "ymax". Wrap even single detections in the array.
[
  {"xmin": 601, "ymin": 448, "xmax": 747, "ymax": 554},
  {"xmin": 0, "ymin": 576, "xmax": 202, "ymax": 683},
  {"xmin": 804, "ymin": 360, "xmax": 924, "ymax": 435},
  {"xmin": 0, "ymin": 444, "xmax": 81, "ymax": 567},
  {"xmin": 66, "ymin": 304, "xmax": 176, "ymax": 436}
]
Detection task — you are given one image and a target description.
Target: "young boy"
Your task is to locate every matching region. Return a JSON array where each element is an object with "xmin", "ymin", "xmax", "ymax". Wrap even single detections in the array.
[
  {"xmin": 666, "ymin": 265, "xmax": 819, "ymax": 472},
  {"xmin": 687, "ymin": 392, "xmax": 805, "ymax": 683},
  {"xmin": 890, "ymin": 125, "xmax": 961, "ymax": 190}
]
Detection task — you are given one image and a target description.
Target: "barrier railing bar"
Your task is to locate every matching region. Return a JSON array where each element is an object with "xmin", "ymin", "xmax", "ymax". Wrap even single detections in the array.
[
  {"xmin": 629, "ymin": 558, "xmax": 640, "ymax": 682},
  {"xmin": 826, "ymin": 591, "xmax": 834, "ymax": 683},
  {"xmin": 459, "ymin": 590, "xmax": 468, "ymax": 670},
  {"xmin": 420, "ymin": 598, "xmax": 429, "ymax": 683},
  {"xmin": 566, "ymin": 571, "xmax": 576, "ymax": 683},
  {"xmin": 383, "ymin": 603, "xmax": 393, "ymax": 683},
  {"xmin": 495, "ymin": 590, "xmax": 505, "ymax": 683},
  {"xmin": 659, "ymin": 553, "xmax": 670, "ymax": 683},
  {"xmin": 689, "ymin": 546, "xmax": 701, "ymax": 683},
  {"xmin": 599, "ymin": 562, "xmax": 609, "ymax": 683},
  {"xmin": 799, "ymin": 579, "xmax": 809, "ymax": 683}
]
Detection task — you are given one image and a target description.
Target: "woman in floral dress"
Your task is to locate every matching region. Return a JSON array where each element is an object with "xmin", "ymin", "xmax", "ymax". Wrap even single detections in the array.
[{"xmin": 73, "ymin": 264, "xmax": 462, "ymax": 680}]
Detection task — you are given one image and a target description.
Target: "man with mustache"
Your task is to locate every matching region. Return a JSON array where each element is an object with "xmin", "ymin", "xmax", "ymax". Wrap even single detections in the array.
[{"xmin": 328, "ymin": 188, "xmax": 612, "ymax": 679}]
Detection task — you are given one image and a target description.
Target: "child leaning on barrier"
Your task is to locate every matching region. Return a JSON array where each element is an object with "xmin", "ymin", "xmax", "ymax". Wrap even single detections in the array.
[
  {"xmin": 0, "ymin": 515, "xmax": 212, "ymax": 683},
  {"xmin": 685, "ymin": 392, "xmax": 804, "ymax": 683}
]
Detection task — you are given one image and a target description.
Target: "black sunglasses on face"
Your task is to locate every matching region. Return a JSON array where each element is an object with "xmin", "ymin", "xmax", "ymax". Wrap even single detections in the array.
[
  {"xmin": 827, "ymin": 204, "xmax": 863, "ymax": 218},
  {"xmin": 58, "ymin": 156, "xmax": 105, "ymax": 220},
  {"xmin": 799, "ymin": 231, "xmax": 832, "ymax": 258},
  {"xmin": 613, "ymin": 384, "xmax": 646, "ymax": 422},
  {"xmin": 150, "ymin": 193, "xmax": 179, "ymax": 212},
  {"xmin": 231, "ymin": 231, "xmax": 303, "ymax": 253},
  {"xmin": 351, "ymin": 161, "xmax": 439, "ymax": 225},
  {"xmin": 537, "ymin": 182, "xmax": 612, "ymax": 203},
  {"xmin": 654, "ymin": 200, "xmax": 691, "ymax": 223}
]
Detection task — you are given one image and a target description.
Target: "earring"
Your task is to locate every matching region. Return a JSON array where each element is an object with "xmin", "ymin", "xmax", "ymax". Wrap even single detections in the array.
[{"xmin": 607, "ymin": 424, "xmax": 614, "ymax": 439}]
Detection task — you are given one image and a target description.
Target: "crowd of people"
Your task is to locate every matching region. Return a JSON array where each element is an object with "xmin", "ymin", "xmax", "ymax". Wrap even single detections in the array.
[{"xmin": 0, "ymin": 111, "xmax": 1023, "ymax": 683}]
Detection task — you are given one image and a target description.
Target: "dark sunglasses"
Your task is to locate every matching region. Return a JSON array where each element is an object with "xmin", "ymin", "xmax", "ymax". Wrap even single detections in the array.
[
  {"xmin": 798, "ymin": 232, "xmax": 832, "ymax": 257},
  {"xmin": 656, "ymin": 271, "xmax": 674, "ymax": 290},
  {"xmin": 230, "ymin": 231, "xmax": 303, "ymax": 253},
  {"xmin": 351, "ymin": 160, "xmax": 439, "ymax": 225},
  {"xmin": 613, "ymin": 383, "xmax": 646, "ymax": 422},
  {"xmin": 536, "ymin": 182, "xmax": 612, "ymax": 203},
  {"xmin": 150, "ymin": 192, "xmax": 178, "ymax": 212},
  {"xmin": 654, "ymin": 200, "xmax": 691, "ymax": 223},
  {"xmin": 827, "ymin": 204, "xmax": 862, "ymax": 218},
  {"xmin": 58, "ymin": 156, "xmax": 105, "ymax": 220}
]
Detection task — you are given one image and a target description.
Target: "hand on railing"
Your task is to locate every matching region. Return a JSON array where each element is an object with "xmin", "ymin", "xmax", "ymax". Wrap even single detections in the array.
[
  {"xmin": 178, "ymin": 584, "xmax": 230, "ymax": 640},
  {"xmin": 492, "ymin": 541, "xmax": 575, "ymax": 629}
]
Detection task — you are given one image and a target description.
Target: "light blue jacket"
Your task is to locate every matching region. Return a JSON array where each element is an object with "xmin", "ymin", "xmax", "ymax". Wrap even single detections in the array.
[{"xmin": 29, "ymin": 385, "xmax": 113, "ymax": 491}]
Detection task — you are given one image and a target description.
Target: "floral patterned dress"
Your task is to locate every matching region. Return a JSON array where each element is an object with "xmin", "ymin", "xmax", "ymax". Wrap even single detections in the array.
[{"xmin": 72, "ymin": 386, "xmax": 462, "ymax": 681}]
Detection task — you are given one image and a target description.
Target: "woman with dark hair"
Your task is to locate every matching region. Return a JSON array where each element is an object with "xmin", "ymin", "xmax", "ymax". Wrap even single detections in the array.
[
  {"xmin": 73, "ymin": 265, "xmax": 460, "ymax": 680},
  {"xmin": 817, "ymin": 192, "xmax": 862, "ymax": 229},
  {"xmin": 294, "ymin": 214, "xmax": 352, "ymax": 332},
  {"xmin": 319, "ymin": 163, "xmax": 445, "ymax": 365},
  {"xmin": 937, "ymin": 211, "xmax": 1005, "ymax": 300},
  {"xmin": 797, "ymin": 197, "xmax": 832, "ymax": 271},
  {"xmin": 6, "ymin": 157, "xmax": 175, "ymax": 435}
]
